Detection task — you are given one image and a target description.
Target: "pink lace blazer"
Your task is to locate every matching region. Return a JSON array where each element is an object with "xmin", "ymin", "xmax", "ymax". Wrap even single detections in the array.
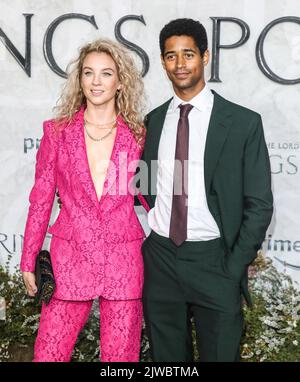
[{"xmin": 20, "ymin": 107, "xmax": 146, "ymax": 300}]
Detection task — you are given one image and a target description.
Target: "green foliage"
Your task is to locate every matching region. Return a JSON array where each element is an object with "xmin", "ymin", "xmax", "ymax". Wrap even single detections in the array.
[
  {"xmin": 241, "ymin": 255, "xmax": 300, "ymax": 362},
  {"xmin": 0, "ymin": 255, "xmax": 40, "ymax": 361},
  {"xmin": 1, "ymin": 253, "xmax": 300, "ymax": 362}
]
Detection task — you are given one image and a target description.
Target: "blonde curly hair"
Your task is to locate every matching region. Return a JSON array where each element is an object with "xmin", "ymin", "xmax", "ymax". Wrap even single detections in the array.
[{"xmin": 53, "ymin": 38, "xmax": 146, "ymax": 144}]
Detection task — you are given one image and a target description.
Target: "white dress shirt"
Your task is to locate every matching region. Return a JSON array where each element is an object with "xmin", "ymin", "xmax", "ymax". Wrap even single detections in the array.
[{"xmin": 148, "ymin": 85, "xmax": 221, "ymax": 241}]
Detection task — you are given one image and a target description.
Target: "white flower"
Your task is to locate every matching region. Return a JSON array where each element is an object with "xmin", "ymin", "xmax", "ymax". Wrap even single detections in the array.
[{"xmin": 292, "ymin": 340, "xmax": 298, "ymax": 346}]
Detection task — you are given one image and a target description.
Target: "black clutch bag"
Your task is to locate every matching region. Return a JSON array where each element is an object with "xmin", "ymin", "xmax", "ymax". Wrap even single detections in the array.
[{"xmin": 35, "ymin": 250, "xmax": 56, "ymax": 305}]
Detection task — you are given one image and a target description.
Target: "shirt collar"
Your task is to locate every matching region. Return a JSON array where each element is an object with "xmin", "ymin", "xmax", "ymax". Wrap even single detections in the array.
[{"xmin": 171, "ymin": 84, "xmax": 213, "ymax": 112}]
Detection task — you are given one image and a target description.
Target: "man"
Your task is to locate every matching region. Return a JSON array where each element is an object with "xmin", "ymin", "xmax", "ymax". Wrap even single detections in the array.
[{"xmin": 139, "ymin": 18, "xmax": 273, "ymax": 362}]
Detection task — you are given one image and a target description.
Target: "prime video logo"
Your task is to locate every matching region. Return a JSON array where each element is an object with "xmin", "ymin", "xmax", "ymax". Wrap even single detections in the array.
[
  {"xmin": 263, "ymin": 234, "xmax": 300, "ymax": 270},
  {"xmin": 24, "ymin": 137, "xmax": 41, "ymax": 153}
]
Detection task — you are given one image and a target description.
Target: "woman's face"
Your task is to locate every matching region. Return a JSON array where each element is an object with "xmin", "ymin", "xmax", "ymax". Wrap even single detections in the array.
[{"xmin": 81, "ymin": 51, "xmax": 121, "ymax": 109}]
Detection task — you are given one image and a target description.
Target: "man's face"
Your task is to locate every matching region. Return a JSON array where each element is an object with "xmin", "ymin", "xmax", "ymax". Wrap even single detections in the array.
[{"xmin": 161, "ymin": 35, "xmax": 209, "ymax": 98}]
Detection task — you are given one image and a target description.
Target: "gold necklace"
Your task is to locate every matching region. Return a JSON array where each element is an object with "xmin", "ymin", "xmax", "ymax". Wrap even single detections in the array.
[
  {"xmin": 84, "ymin": 117, "xmax": 117, "ymax": 129},
  {"xmin": 84, "ymin": 120, "xmax": 116, "ymax": 142}
]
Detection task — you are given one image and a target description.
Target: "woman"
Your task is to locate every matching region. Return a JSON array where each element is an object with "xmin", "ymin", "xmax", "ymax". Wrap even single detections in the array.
[{"xmin": 20, "ymin": 39, "xmax": 146, "ymax": 362}]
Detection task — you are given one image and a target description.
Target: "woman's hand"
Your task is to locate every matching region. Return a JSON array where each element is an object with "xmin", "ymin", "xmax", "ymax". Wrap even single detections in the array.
[{"xmin": 22, "ymin": 272, "xmax": 38, "ymax": 297}]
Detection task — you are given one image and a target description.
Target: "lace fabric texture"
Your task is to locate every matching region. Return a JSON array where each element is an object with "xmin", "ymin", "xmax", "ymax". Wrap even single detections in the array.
[
  {"xmin": 21, "ymin": 107, "xmax": 145, "ymax": 300},
  {"xmin": 33, "ymin": 297, "xmax": 143, "ymax": 362}
]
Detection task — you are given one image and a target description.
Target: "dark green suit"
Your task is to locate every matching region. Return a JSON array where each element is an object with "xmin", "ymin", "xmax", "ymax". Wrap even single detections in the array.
[{"xmin": 140, "ymin": 91, "xmax": 273, "ymax": 361}]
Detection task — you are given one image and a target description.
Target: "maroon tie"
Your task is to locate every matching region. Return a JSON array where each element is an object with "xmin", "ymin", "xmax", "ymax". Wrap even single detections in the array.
[{"xmin": 169, "ymin": 103, "xmax": 193, "ymax": 246}]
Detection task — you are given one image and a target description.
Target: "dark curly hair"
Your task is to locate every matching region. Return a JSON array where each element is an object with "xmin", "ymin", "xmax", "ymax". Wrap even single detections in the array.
[{"xmin": 159, "ymin": 18, "xmax": 208, "ymax": 57}]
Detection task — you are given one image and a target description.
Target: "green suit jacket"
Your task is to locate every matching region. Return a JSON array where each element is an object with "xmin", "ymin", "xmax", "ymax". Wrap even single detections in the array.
[{"xmin": 139, "ymin": 90, "xmax": 273, "ymax": 305}]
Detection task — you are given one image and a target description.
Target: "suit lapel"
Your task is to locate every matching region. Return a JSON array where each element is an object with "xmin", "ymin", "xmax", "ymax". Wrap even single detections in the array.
[
  {"xmin": 146, "ymin": 92, "xmax": 232, "ymax": 204},
  {"xmin": 204, "ymin": 91, "xmax": 232, "ymax": 196},
  {"xmin": 145, "ymin": 98, "xmax": 172, "ymax": 204},
  {"xmin": 65, "ymin": 106, "xmax": 100, "ymax": 207},
  {"xmin": 100, "ymin": 114, "xmax": 125, "ymax": 205}
]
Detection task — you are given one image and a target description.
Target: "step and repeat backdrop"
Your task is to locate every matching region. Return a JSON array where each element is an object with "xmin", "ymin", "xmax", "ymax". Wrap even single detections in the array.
[{"xmin": 0, "ymin": 0, "xmax": 300, "ymax": 285}]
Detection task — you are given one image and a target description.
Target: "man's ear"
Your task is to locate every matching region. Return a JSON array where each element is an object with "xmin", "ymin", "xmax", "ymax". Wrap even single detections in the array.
[
  {"xmin": 161, "ymin": 54, "xmax": 166, "ymax": 70},
  {"xmin": 202, "ymin": 49, "xmax": 209, "ymax": 67}
]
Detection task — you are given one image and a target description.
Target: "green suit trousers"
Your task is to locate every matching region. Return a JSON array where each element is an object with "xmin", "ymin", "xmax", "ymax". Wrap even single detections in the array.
[{"xmin": 142, "ymin": 231, "xmax": 244, "ymax": 362}]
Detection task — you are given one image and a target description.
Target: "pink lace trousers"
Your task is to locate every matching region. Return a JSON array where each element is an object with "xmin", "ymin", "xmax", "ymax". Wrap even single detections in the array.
[{"xmin": 33, "ymin": 297, "xmax": 143, "ymax": 362}]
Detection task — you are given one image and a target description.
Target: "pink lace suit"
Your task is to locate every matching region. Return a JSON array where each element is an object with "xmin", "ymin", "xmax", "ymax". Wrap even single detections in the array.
[{"xmin": 20, "ymin": 107, "xmax": 145, "ymax": 361}]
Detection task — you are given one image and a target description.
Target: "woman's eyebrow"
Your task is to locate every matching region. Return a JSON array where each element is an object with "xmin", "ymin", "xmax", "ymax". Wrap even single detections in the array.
[{"xmin": 82, "ymin": 66, "xmax": 115, "ymax": 71}]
